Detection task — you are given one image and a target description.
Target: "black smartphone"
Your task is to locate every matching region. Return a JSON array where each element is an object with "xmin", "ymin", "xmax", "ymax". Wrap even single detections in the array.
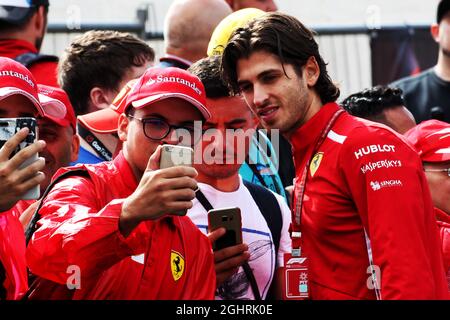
[
  {"xmin": 208, "ymin": 207, "xmax": 242, "ymax": 251},
  {"xmin": 0, "ymin": 117, "xmax": 39, "ymax": 199}
]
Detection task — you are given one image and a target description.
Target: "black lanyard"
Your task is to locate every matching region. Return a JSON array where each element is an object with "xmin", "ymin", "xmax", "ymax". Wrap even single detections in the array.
[
  {"xmin": 77, "ymin": 124, "xmax": 113, "ymax": 162},
  {"xmin": 195, "ymin": 189, "xmax": 262, "ymax": 300}
]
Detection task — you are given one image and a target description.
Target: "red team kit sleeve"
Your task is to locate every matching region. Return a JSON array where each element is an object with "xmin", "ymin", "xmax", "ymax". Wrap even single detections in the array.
[
  {"xmin": 26, "ymin": 176, "xmax": 151, "ymax": 285},
  {"xmin": 339, "ymin": 125, "xmax": 448, "ymax": 299}
]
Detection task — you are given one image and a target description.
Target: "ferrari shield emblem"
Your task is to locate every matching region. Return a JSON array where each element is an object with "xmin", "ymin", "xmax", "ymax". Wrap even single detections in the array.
[
  {"xmin": 310, "ymin": 152, "xmax": 324, "ymax": 177},
  {"xmin": 171, "ymin": 250, "xmax": 185, "ymax": 281}
]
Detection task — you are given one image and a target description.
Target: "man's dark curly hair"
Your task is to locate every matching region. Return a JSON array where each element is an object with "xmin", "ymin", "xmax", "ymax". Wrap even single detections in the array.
[
  {"xmin": 341, "ymin": 86, "xmax": 406, "ymax": 119},
  {"xmin": 188, "ymin": 55, "xmax": 230, "ymax": 99},
  {"xmin": 221, "ymin": 12, "xmax": 340, "ymax": 104},
  {"xmin": 58, "ymin": 30, "xmax": 155, "ymax": 115}
]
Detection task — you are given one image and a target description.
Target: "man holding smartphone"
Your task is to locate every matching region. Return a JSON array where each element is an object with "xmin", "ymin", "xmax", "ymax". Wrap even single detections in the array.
[
  {"xmin": 188, "ymin": 56, "xmax": 292, "ymax": 300},
  {"xmin": 26, "ymin": 67, "xmax": 216, "ymax": 299},
  {"xmin": 0, "ymin": 57, "xmax": 80, "ymax": 300},
  {"xmin": 0, "ymin": 57, "xmax": 46, "ymax": 300}
]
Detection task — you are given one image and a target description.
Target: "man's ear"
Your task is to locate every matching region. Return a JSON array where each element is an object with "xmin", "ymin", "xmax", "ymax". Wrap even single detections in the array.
[
  {"xmin": 70, "ymin": 133, "xmax": 81, "ymax": 162},
  {"xmin": 117, "ymin": 113, "xmax": 130, "ymax": 142},
  {"xmin": 302, "ymin": 56, "xmax": 320, "ymax": 87},
  {"xmin": 89, "ymin": 87, "xmax": 114, "ymax": 112},
  {"xmin": 431, "ymin": 23, "xmax": 440, "ymax": 43},
  {"xmin": 33, "ymin": 6, "xmax": 47, "ymax": 36}
]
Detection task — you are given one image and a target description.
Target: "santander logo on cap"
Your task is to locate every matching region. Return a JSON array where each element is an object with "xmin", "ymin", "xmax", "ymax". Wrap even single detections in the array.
[
  {"xmin": 126, "ymin": 67, "xmax": 210, "ymax": 120},
  {"xmin": 145, "ymin": 74, "xmax": 203, "ymax": 96},
  {"xmin": 0, "ymin": 70, "xmax": 35, "ymax": 88}
]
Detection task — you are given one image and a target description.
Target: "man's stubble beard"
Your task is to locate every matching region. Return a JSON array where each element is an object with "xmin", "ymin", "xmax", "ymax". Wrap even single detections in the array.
[{"xmin": 282, "ymin": 86, "xmax": 311, "ymax": 138}]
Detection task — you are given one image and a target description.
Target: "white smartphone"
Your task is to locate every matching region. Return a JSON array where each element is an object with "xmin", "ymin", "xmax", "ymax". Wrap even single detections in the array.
[
  {"xmin": 159, "ymin": 144, "xmax": 194, "ymax": 216},
  {"xmin": 0, "ymin": 117, "xmax": 40, "ymax": 200},
  {"xmin": 159, "ymin": 144, "xmax": 194, "ymax": 169}
]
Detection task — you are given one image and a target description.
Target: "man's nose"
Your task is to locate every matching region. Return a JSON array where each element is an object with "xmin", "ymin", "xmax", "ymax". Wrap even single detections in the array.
[
  {"xmin": 253, "ymin": 83, "xmax": 269, "ymax": 108},
  {"xmin": 161, "ymin": 127, "xmax": 181, "ymax": 145}
]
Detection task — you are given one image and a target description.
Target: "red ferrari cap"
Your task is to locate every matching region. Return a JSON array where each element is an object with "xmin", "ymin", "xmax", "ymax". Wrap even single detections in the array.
[
  {"xmin": 79, "ymin": 68, "xmax": 211, "ymax": 134},
  {"xmin": 405, "ymin": 120, "xmax": 450, "ymax": 163},
  {"xmin": 38, "ymin": 85, "xmax": 77, "ymax": 133},
  {"xmin": 0, "ymin": 57, "xmax": 43, "ymax": 115},
  {"xmin": 126, "ymin": 67, "xmax": 210, "ymax": 119}
]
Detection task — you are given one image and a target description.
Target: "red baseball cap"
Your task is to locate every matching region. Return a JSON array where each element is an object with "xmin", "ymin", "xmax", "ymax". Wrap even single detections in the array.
[
  {"xmin": 0, "ymin": 57, "xmax": 44, "ymax": 115},
  {"xmin": 78, "ymin": 79, "xmax": 137, "ymax": 134},
  {"xmin": 126, "ymin": 67, "xmax": 210, "ymax": 119},
  {"xmin": 79, "ymin": 68, "xmax": 211, "ymax": 134},
  {"xmin": 405, "ymin": 120, "xmax": 450, "ymax": 163},
  {"xmin": 38, "ymin": 85, "xmax": 77, "ymax": 133}
]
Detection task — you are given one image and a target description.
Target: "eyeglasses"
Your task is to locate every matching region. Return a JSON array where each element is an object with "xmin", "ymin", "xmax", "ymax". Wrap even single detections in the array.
[
  {"xmin": 424, "ymin": 168, "xmax": 450, "ymax": 177},
  {"xmin": 127, "ymin": 115, "xmax": 202, "ymax": 146}
]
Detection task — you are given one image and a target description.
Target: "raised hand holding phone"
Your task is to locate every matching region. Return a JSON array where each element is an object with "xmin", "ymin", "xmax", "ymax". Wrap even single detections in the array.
[
  {"xmin": 120, "ymin": 145, "xmax": 198, "ymax": 237},
  {"xmin": 207, "ymin": 207, "xmax": 249, "ymax": 287},
  {"xmin": 0, "ymin": 119, "xmax": 46, "ymax": 211},
  {"xmin": 208, "ymin": 207, "xmax": 243, "ymax": 251}
]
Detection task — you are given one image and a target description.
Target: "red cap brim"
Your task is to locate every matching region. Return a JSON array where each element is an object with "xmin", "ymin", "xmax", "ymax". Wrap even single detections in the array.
[
  {"xmin": 78, "ymin": 107, "xmax": 121, "ymax": 134},
  {"xmin": 0, "ymin": 87, "xmax": 43, "ymax": 115}
]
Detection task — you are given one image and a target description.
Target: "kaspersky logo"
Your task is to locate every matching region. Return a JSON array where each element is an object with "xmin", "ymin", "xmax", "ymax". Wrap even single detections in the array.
[{"xmin": 146, "ymin": 75, "xmax": 203, "ymax": 95}]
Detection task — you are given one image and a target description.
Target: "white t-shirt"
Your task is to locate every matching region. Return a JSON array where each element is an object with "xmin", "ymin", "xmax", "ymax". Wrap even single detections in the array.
[{"xmin": 187, "ymin": 176, "xmax": 292, "ymax": 300}]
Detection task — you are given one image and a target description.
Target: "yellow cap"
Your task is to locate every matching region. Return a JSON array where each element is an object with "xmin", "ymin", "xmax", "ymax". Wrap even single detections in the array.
[{"xmin": 207, "ymin": 8, "xmax": 265, "ymax": 57}]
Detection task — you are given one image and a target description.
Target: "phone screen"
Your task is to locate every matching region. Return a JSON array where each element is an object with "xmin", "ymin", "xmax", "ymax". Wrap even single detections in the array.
[
  {"xmin": 0, "ymin": 117, "xmax": 39, "ymax": 199},
  {"xmin": 0, "ymin": 117, "xmax": 37, "ymax": 159}
]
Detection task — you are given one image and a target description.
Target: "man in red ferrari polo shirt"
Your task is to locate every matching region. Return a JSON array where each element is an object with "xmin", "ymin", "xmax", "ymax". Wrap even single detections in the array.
[
  {"xmin": 221, "ymin": 12, "xmax": 448, "ymax": 299},
  {"xmin": 26, "ymin": 67, "xmax": 216, "ymax": 299},
  {"xmin": 0, "ymin": 0, "xmax": 58, "ymax": 87}
]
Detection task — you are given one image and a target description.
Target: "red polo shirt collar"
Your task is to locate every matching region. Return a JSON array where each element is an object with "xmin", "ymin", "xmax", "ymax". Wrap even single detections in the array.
[{"xmin": 290, "ymin": 102, "xmax": 341, "ymax": 163}]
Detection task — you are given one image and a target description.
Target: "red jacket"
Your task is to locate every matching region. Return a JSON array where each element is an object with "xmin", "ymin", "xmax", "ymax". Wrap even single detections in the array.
[
  {"xmin": 436, "ymin": 208, "xmax": 450, "ymax": 291},
  {"xmin": 0, "ymin": 200, "xmax": 34, "ymax": 300},
  {"xmin": 0, "ymin": 39, "xmax": 58, "ymax": 87},
  {"xmin": 26, "ymin": 152, "xmax": 215, "ymax": 300},
  {"xmin": 291, "ymin": 102, "xmax": 448, "ymax": 299}
]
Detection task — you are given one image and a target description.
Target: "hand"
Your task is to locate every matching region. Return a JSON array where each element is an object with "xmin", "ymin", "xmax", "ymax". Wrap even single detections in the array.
[
  {"xmin": 0, "ymin": 128, "xmax": 46, "ymax": 212},
  {"xmin": 208, "ymin": 228, "xmax": 250, "ymax": 287},
  {"xmin": 120, "ymin": 145, "xmax": 198, "ymax": 236}
]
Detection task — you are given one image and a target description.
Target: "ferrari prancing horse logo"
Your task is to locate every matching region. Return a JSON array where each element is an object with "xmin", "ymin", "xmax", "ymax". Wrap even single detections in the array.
[
  {"xmin": 171, "ymin": 250, "xmax": 185, "ymax": 281},
  {"xmin": 310, "ymin": 152, "xmax": 324, "ymax": 177}
]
